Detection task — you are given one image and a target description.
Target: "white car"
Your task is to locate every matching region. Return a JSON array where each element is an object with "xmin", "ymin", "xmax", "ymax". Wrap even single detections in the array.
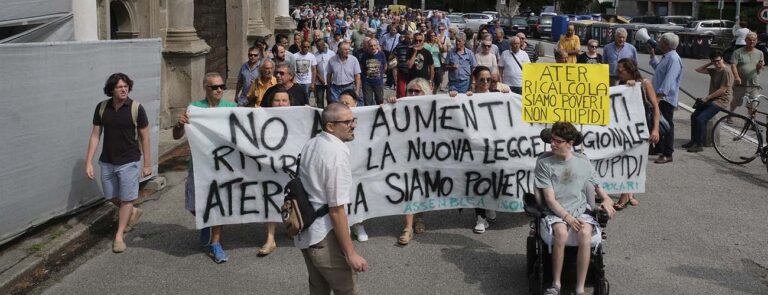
[
  {"xmin": 447, "ymin": 14, "xmax": 467, "ymax": 31},
  {"xmin": 463, "ymin": 13, "xmax": 495, "ymax": 33}
]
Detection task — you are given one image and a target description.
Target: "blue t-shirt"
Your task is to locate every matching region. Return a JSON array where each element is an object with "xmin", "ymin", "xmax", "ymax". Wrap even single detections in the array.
[{"xmin": 359, "ymin": 51, "xmax": 387, "ymax": 85}]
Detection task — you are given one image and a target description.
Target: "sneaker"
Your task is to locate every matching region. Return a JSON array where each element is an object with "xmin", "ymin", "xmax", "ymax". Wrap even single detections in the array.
[
  {"xmin": 352, "ymin": 223, "xmax": 369, "ymax": 242},
  {"xmin": 124, "ymin": 208, "xmax": 143, "ymax": 232},
  {"xmin": 208, "ymin": 243, "xmax": 228, "ymax": 263},
  {"xmin": 687, "ymin": 145, "xmax": 704, "ymax": 153},
  {"xmin": 200, "ymin": 227, "xmax": 212, "ymax": 247},
  {"xmin": 486, "ymin": 210, "xmax": 497, "ymax": 223},
  {"xmin": 681, "ymin": 141, "xmax": 695, "ymax": 148},
  {"xmin": 473, "ymin": 216, "xmax": 489, "ymax": 234}
]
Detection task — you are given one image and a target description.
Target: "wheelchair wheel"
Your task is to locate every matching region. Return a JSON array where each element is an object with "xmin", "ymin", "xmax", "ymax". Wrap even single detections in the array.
[
  {"xmin": 593, "ymin": 279, "xmax": 609, "ymax": 295},
  {"xmin": 526, "ymin": 236, "xmax": 536, "ymax": 276}
]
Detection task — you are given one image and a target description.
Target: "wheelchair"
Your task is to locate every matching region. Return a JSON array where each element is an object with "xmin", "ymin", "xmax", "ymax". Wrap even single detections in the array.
[{"xmin": 523, "ymin": 151, "xmax": 610, "ymax": 295}]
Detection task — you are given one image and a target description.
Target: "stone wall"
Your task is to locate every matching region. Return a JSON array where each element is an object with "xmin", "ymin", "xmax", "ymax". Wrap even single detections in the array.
[{"xmin": 194, "ymin": 0, "xmax": 227, "ymax": 78}]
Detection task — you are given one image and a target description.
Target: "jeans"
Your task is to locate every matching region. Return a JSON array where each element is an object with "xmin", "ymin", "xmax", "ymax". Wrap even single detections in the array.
[
  {"xmin": 658, "ymin": 100, "xmax": 676, "ymax": 157},
  {"xmin": 690, "ymin": 102, "xmax": 722, "ymax": 145},
  {"xmin": 315, "ymin": 84, "xmax": 328, "ymax": 108},
  {"xmin": 431, "ymin": 67, "xmax": 443, "ymax": 94},
  {"xmin": 449, "ymin": 79, "xmax": 471, "ymax": 93},
  {"xmin": 329, "ymin": 83, "xmax": 355, "ymax": 103},
  {"xmin": 298, "ymin": 83, "xmax": 312, "ymax": 99},
  {"xmin": 362, "ymin": 83, "xmax": 384, "ymax": 105}
]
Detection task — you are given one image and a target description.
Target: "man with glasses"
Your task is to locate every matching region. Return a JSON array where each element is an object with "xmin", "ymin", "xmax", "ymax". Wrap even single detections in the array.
[
  {"xmin": 516, "ymin": 32, "xmax": 538, "ymax": 63},
  {"xmin": 294, "ymin": 40, "xmax": 319, "ymax": 100},
  {"xmin": 602, "ymin": 28, "xmax": 637, "ymax": 86},
  {"xmin": 173, "ymin": 72, "xmax": 237, "ymax": 263},
  {"xmin": 730, "ymin": 32, "xmax": 764, "ymax": 114},
  {"xmin": 499, "ymin": 36, "xmax": 530, "ymax": 95},
  {"xmin": 260, "ymin": 64, "xmax": 309, "ymax": 107},
  {"xmin": 684, "ymin": 51, "xmax": 734, "ymax": 153},
  {"xmin": 445, "ymin": 32, "xmax": 477, "ymax": 93},
  {"xmin": 234, "ymin": 46, "xmax": 263, "ymax": 106},
  {"xmin": 245, "ymin": 59, "xmax": 277, "ymax": 107},
  {"xmin": 297, "ymin": 103, "xmax": 368, "ymax": 294},
  {"xmin": 404, "ymin": 32, "xmax": 435, "ymax": 94},
  {"xmin": 534, "ymin": 122, "xmax": 615, "ymax": 295},
  {"xmin": 327, "ymin": 42, "xmax": 362, "ymax": 103}
]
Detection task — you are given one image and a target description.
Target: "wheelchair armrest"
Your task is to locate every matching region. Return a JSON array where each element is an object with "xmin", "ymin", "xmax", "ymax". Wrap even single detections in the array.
[{"xmin": 523, "ymin": 192, "xmax": 543, "ymax": 218}]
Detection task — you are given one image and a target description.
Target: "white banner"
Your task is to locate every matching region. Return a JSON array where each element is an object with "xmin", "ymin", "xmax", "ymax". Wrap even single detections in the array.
[{"xmin": 187, "ymin": 86, "xmax": 648, "ymax": 229}]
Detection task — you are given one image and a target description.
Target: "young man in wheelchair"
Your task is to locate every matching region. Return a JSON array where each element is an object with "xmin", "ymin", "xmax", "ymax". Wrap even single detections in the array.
[{"xmin": 534, "ymin": 122, "xmax": 617, "ymax": 295}]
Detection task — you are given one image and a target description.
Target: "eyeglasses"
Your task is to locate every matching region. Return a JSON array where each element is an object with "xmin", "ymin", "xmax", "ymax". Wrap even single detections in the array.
[
  {"xmin": 550, "ymin": 137, "xmax": 568, "ymax": 145},
  {"xmin": 414, "ymin": 39, "xmax": 424, "ymax": 43},
  {"xmin": 477, "ymin": 78, "xmax": 491, "ymax": 83},
  {"xmin": 275, "ymin": 71, "xmax": 287, "ymax": 76},
  {"xmin": 588, "ymin": 45, "xmax": 597, "ymax": 48},
  {"xmin": 248, "ymin": 53, "xmax": 259, "ymax": 57},
  {"xmin": 330, "ymin": 117, "xmax": 358, "ymax": 127},
  {"xmin": 407, "ymin": 88, "xmax": 424, "ymax": 95},
  {"xmin": 207, "ymin": 84, "xmax": 226, "ymax": 90}
]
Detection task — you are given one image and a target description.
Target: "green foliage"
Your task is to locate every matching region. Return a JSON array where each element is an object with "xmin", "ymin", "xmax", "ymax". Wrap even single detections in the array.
[{"xmin": 559, "ymin": 0, "xmax": 589, "ymax": 14}]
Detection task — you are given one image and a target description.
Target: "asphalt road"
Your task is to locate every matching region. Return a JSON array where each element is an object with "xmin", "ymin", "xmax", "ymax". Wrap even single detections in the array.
[{"xmin": 30, "ymin": 42, "xmax": 768, "ymax": 295}]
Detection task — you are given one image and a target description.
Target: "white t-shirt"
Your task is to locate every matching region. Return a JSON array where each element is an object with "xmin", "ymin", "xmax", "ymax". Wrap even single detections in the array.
[
  {"xmin": 733, "ymin": 26, "xmax": 750, "ymax": 46},
  {"xmin": 499, "ymin": 49, "xmax": 531, "ymax": 87},
  {"xmin": 293, "ymin": 52, "xmax": 318, "ymax": 85},
  {"xmin": 295, "ymin": 132, "xmax": 352, "ymax": 249}
]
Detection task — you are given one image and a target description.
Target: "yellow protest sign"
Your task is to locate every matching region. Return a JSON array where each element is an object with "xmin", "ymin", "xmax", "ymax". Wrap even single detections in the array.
[{"xmin": 521, "ymin": 63, "xmax": 610, "ymax": 125}]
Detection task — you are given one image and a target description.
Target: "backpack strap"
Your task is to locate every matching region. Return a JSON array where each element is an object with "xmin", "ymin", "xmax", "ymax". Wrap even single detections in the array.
[
  {"xmin": 97, "ymin": 99, "xmax": 110, "ymax": 136},
  {"xmin": 131, "ymin": 101, "xmax": 140, "ymax": 141},
  {"xmin": 315, "ymin": 205, "xmax": 329, "ymax": 217}
]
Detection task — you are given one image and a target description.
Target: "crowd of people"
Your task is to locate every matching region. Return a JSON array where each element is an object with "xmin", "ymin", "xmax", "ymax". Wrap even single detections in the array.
[{"xmin": 85, "ymin": 4, "xmax": 763, "ymax": 294}]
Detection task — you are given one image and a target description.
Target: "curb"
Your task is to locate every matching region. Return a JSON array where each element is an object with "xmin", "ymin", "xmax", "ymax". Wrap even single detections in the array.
[{"xmin": 0, "ymin": 204, "xmax": 115, "ymax": 295}]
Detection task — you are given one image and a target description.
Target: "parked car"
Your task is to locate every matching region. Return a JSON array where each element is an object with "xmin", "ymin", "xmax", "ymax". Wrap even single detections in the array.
[
  {"xmin": 631, "ymin": 15, "xmax": 694, "ymax": 26},
  {"xmin": 463, "ymin": 13, "xmax": 495, "ymax": 32},
  {"xmin": 686, "ymin": 19, "xmax": 734, "ymax": 37},
  {"xmin": 482, "ymin": 11, "xmax": 499, "ymax": 19},
  {"xmin": 528, "ymin": 15, "xmax": 553, "ymax": 38},
  {"xmin": 494, "ymin": 16, "xmax": 530, "ymax": 36},
  {"xmin": 447, "ymin": 14, "xmax": 467, "ymax": 31}
]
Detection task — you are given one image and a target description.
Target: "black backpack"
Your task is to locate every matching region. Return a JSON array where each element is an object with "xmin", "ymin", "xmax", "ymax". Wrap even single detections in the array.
[{"xmin": 281, "ymin": 154, "xmax": 329, "ymax": 237}]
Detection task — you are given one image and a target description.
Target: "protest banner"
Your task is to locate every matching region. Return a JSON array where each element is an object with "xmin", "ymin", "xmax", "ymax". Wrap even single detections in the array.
[
  {"xmin": 186, "ymin": 86, "xmax": 648, "ymax": 229},
  {"xmin": 521, "ymin": 63, "xmax": 610, "ymax": 125}
]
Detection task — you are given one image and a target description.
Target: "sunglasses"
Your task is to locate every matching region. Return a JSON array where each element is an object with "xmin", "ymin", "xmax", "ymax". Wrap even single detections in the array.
[
  {"xmin": 248, "ymin": 53, "xmax": 259, "ymax": 57},
  {"xmin": 483, "ymin": 44, "xmax": 491, "ymax": 48},
  {"xmin": 275, "ymin": 71, "xmax": 287, "ymax": 76},
  {"xmin": 588, "ymin": 45, "xmax": 597, "ymax": 48},
  {"xmin": 207, "ymin": 84, "xmax": 226, "ymax": 90},
  {"xmin": 414, "ymin": 39, "xmax": 424, "ymax": 43}
]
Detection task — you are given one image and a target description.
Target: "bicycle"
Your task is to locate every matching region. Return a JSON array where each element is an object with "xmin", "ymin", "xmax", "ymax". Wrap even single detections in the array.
[{"xmin": 711, "ymin": 93, "xmax": 768, "ymax": 172}]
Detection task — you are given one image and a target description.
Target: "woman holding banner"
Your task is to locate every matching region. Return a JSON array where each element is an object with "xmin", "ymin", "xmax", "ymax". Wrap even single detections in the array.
[
  {"xmin": 449, "ymin": 66, "xmax": 509, "ymax": 233},
  {"xmin": 614, "ymin": 58, "xmax": 661, "ymax": 210},
  {"xmin": 386, "ymin": 78, "xmax": 433, "ymax": 245}
]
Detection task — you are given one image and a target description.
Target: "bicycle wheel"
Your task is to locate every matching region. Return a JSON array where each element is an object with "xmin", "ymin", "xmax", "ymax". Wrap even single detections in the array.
[{"xmin": 712, "ymin": 114, "xmax": 762, "ymax": 164}]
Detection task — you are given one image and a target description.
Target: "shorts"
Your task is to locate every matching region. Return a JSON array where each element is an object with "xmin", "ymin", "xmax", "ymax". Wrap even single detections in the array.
[
  {"xmin": 539, "ymin": 213, "xmax": 601, "ymax": 252},
  {"xmin": 185, "ymin": 170, "xmax": 195, "ymax": 213},
  {"xmin": 731, "ymin": 85, "xmax": 761, "ymax": 109},
  {"xmin": 99, "ymin": 160, "xmax": 140, "ymax": 202}
]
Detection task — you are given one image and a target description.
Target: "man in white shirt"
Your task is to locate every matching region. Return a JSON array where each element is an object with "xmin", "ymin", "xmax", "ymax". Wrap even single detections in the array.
[
  {"xmin": 294, "ymin": 40, "xmax": 319, "ymax": 100},
  {"xmin": 314, "ymin": 39, "xmax": 336, "ymax": 108},
  {"xmin": 499, "ymin": 36, "xmax": 530, "ymax": 94},
  {"xmin": 297, "ymin": 103, "xmax": 368, "ymax": 294}
]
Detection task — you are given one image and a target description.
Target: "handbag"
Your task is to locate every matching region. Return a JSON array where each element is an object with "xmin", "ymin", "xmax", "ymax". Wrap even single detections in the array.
[{"xmin": 641, "ymin": 81, "xmax": 670, "ymax": 135}]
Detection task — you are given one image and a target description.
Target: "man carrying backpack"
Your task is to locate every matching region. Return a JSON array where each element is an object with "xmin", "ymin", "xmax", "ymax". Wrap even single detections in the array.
[
  {"xmin": 296, "ymin": 103, "xmax": 368, "ymax": 294},
  {"xmin": 85, "ymin": 73, "xmax": 150, "ymax": 253}
]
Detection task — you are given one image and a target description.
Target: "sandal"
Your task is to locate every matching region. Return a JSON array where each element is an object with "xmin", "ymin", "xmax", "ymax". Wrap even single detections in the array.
[
  {"xmin": 613, "ymin": 196, "xmax": 629, "ymax": 210},
  {"xmin": 414, "ymin": 218, "xmax": 426, "ymax": 234},
  {"xmin": 543, "ymin": 285, "xmax": 560, "ymax": 295},
  {"xmin": 257, "ymin": 242, "xmax": 277, "ymax": 256},
  {"xmin": 629, "ymin": 196, "xmax": 640, "ymax": 206},
  {"xmin": 398, "ymin": 228, "xmax": 413, "ymax": 245}
]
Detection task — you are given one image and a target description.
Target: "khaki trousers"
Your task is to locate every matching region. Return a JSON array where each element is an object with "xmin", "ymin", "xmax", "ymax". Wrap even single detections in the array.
[{"xmin": 301, "ymin": 230, "xmax": 358, "ymax": 295}]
